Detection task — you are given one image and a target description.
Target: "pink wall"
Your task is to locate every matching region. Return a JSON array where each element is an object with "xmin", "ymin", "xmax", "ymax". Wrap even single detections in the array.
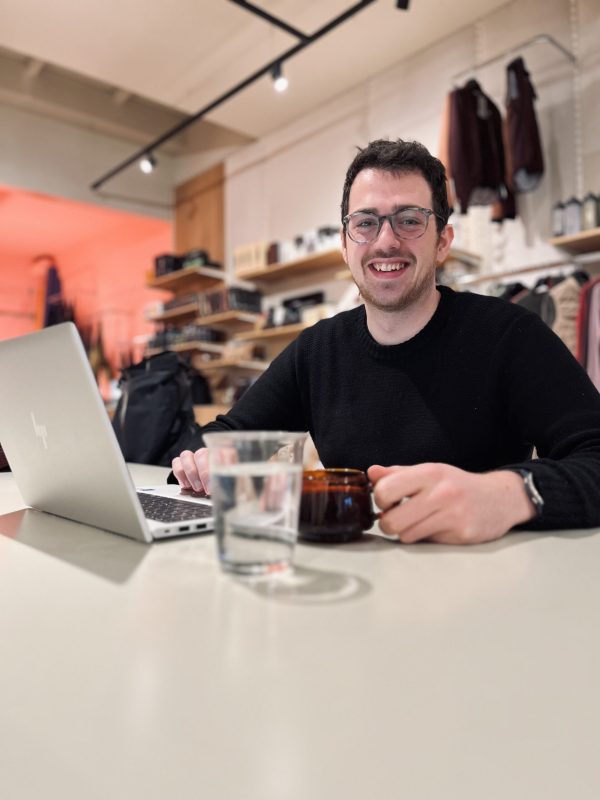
[{"xmin": 0, "ymin": 185, "xmax": 172, "ymax": 371}]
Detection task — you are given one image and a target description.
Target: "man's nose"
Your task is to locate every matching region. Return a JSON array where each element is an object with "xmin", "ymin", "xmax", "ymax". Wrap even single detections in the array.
[{"xmin": 376, "ymin": 216, "xmax": 400, "ymax": 245}]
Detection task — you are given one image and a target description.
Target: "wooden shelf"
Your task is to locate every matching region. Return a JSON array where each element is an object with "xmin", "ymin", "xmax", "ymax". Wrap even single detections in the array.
[
  {"xmin": 146, "ymin": 266, "xmax": 225, "ymax": 293},
  {"xmin": 235, "ymin": 249, "xmax": 345, "ymax": 282},
  {"xmin": 148, "ymin": 302, "xmax": 199, "ymax": 322},
  {"xmin": 549, "ymin": 228, "xmax": 600, "ymax": 254},
  {"xmin": 199, "ymin": 358, "xmax": 268, "ymax": 372},
  {"xmin": 443, "ymin": 247, "xmax": 482, "ymax": 268},
  {"xmin": 194, "ymin": 404, "xmax": 230, "ymax": 426},
  {"xmin": 195, "ymin": 310, "xmax": 262, "ymax": 330},
  {"xmin": 233, "ymin": 323, "xmax": 310, "ymax": 342},
  {"xmin": 146, "ymin": 341, "xmax": 225, "ymax": 357}
]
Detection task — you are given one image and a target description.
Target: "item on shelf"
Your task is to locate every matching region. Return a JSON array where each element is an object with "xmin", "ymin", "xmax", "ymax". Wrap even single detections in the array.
[
  {"xmin": 181, "ymin": 249, "xmax": 222, "ymax": 270},
  {"xmin": 552, "ymin": 201, "xmax": 565, "ymax": 237},
  {"xmin": 301, "ymin": 303, "xmax": 335, "ymax": 326},
  {"xmin": 197, "ymin": 287, "xmax": 262, "ymax": 317},
  {"xmin": 147, "ymin": 324, "xmax": 227, "ymax": 352},
  {"xmin": 144, "ymin": 300, "xmax": 165, "ymax": 319},
  {"xmin": 233, "ymin": 241, "xmax": 271, "ymax": 273},
  {"xmin": 163, "ymin": 292, "xmax": 200, "ymax": 311},
  {"xmin": 222, "ymin": 341, "xmax": 266, "ymax": 361},
  {"xmin": 265, "ymin": 292, "xmax": 325, "ymax": 327},
  {"xmin": 563, "ymin": 197, "xmax": 582, "ymax": 236},
  {"xmin": 317, "ymin": 226, "xmax": 340, "ymax": 251},
  {"xmin": 582, "ymin": 193, "xmax": 599, "ymax": 231},
  {"xmin": 154, "ymin": 254, "xmax": 184, "ymax": 277}
]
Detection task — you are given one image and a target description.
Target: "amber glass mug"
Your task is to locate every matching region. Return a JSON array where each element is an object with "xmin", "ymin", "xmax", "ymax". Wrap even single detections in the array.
[{"xmin": 298, "ymin": 468, "xmax": 376, "ymax": 543}]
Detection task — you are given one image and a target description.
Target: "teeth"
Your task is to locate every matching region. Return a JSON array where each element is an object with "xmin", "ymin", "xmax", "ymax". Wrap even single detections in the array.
[{"xmin": 371, "ymin": 262, "xmax": 407, "ymax": 272}]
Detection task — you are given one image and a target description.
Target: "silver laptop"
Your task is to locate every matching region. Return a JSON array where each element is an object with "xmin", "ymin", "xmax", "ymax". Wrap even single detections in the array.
[{"xmin": 0, "ymin": 322, "xmax": 214, "ymax": 542}]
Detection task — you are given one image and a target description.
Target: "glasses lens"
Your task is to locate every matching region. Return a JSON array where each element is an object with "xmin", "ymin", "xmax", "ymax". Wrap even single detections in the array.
[
  {"xmin": 347, "ymin": 213, "xmax": 380, "ymax": 243},
  {"xmin": 390, "ymin": 209, "xmax": 429, "ymax": 239}
]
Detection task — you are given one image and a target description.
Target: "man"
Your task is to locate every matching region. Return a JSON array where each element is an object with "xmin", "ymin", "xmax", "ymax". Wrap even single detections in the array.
[{"xmin": 172, "ymin": 139, "xmax": 600, "ymax": 544}]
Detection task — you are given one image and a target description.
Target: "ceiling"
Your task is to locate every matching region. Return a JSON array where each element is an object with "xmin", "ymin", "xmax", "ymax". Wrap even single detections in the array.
[{"xmin": 1, "ymin": 0, "xmax": 509, "ymax": 164}]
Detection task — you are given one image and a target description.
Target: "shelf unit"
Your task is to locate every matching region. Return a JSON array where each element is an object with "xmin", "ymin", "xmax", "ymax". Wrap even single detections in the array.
[
  {"xmin": 193, "ymin": 310, "xmax": 262, "ymax": 331},
  {"xmin": 146, "ymin": 340, "xmax": 225, "ymax": 358},
  {"xmin": 146, "ymin": 263, "xmax": 266, "ymax": 405},
  {"xmin": 235, "ymin": 249, "xmax": 345, "ymax": 282},
  {"xmin": 146, "ymin": 265, "xmax": 225, "ymax": 293},
  {"xmin": 198, "ymin": 358, "xmax": 268, "ymax": 373},
  {"xmin": 549, "ymin": 227, "xmax": 600, "ymax": 255},
  {"xmin": 233, "ymin": 322, "xmax": 310, "ymax": 342},
  {"xmin": 148, "ymin": 302, "xmax": 199, "ymax": 323}
]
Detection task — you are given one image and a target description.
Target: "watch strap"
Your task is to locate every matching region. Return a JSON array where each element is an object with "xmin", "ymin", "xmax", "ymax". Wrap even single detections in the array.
[{"xmin": 510, "ymin": 468, "xmax": 544, "ymax": 517}]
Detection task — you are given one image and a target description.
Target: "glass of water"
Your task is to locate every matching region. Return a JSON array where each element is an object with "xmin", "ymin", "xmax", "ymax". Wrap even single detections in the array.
[{"xmin": 203, "ymin": 431, "xmax": 306, "ymax": 576}]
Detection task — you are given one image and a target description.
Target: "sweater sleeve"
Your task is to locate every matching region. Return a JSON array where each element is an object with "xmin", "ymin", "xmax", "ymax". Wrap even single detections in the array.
[
  {"xmin": 500, "ymin": 312, "xmax": 600, "ymax": 529},
  {"xmin": 198, "ymin": 337, "xmax": 307, "ymax": 439}
]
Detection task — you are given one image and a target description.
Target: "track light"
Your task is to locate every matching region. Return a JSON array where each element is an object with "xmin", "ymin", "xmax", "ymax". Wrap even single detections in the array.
[
  {"xmin": 271, "ymin": 62, "xmax": 288, "ymax": 93},
  {"xmin": 139, "ymin": 153, "xmax": 157, "ymax": 174}
]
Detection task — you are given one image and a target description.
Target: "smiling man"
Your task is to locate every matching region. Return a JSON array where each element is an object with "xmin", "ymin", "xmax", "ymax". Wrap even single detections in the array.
[{"xmin": 172, "ymin": 139, "xmax": 600, "ymax": 543}]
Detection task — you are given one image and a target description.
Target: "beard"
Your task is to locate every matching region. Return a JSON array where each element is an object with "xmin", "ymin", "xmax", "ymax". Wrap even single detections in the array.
[{"xmin": 354, "ymin": 248, "xmax": 437, "ymax": 313}]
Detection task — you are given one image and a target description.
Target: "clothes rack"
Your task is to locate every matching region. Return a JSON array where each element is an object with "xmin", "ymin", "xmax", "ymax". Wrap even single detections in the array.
[{"xmin": 451, "ymin": 33, "xmax": 576, "ymax": 86}]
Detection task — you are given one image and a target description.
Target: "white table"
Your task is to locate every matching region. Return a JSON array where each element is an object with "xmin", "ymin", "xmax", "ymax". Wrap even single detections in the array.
[{"xmin": 1, "ymin": 465, "xmax": 599, "ymax": 800}]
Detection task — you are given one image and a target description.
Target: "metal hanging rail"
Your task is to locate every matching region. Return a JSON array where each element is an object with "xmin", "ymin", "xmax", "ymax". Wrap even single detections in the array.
[
  {"xmin": 90, "ymin": 0, "xmax": 380, "ymax": 192},
  {"xmin": 451, "ymin": 33, "xmax": 577, "ymax": 85}
]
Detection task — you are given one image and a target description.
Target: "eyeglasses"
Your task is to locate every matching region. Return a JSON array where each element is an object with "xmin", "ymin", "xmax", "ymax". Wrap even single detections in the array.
[{"xmin": 342, "ymin": 206, "xmax": 444, "ymax": 244}]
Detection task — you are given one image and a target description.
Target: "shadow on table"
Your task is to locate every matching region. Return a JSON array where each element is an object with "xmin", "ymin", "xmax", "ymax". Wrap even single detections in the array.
[
  {"xmin": 0, "ymin": 508, "xmax": 148, "ymax": 584},
  {"xmin": 235, "ymin": 564, "xmax": 372, "ymax": 605}
]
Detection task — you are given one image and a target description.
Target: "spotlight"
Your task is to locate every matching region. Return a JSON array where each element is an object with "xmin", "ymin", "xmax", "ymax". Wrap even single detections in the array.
[
  {"xmin": 139, "ymin": 153, "xmax": 157, "ymax": 174},
  {"xmin": 271, "ymin": 62, "xmax": 288, "ymax": 93}
]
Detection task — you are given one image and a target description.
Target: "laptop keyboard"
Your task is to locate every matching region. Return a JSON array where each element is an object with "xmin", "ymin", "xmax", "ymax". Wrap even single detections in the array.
[{"xmin": 137, "ymin": 492, "xmax": 213, "ymax": 523}]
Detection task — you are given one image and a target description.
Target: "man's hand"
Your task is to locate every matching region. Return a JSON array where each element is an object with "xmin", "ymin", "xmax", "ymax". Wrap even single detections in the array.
[
  {"xmin": 172, "ymin": 448, "xmax": 211, "ymax": 494},
  {"xmin": 368, "ymin": 463, "xmax": 537, "ymax": 545}
]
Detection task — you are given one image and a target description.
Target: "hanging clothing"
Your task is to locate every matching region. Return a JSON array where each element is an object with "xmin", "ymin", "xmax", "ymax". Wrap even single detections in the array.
[
  {"xmin": 585, "ymin": 282, "xmax": 600, "ymax": 393},
  {"xmin": 448, "ymin": 80, "xmax": 509, "ymax": 214},
  {"xmin": 506, "ymin": 57, "xmax": 544, "ymax": 192}
]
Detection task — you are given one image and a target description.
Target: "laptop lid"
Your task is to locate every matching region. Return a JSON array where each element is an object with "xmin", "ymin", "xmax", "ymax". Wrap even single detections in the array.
[{"xmin": 0, "ymin": 323, "xmax": 154, "ymax": 542}]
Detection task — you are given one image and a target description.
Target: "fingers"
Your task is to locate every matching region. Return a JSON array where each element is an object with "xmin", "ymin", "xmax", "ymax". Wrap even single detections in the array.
[
  {"xmin": 171, "ymin": 448, "xmax": 211, "ymax": 494},
  {"xmin": 367, "ymin": 464, "xmax": 402, "ymax": 484}
]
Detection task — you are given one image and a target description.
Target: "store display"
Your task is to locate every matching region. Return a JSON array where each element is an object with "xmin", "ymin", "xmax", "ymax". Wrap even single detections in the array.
[
  {"xmin": 197, "ymin": 287, "xmax": 262, "ymax": 317},
  {"xmin": 563, "ymin": 197, "xmax": 583, "ymax": 236},
  {"xmin": 147, "ymin": 325, "xmax": 226, "ymax": 351},
  {"xmin": 582, "ymin": 193, "xmax": 599, "ymax": 231},
  {"xmin": 154, "ymin": 254, "xmax": 184, "ymax": 276},
  {"xmin": 181, "ymin": 249, "xmax": 222, "ymax": 270},
  {"xmin": 552, "ymin": 201, "xmax": 565, "ymax": 237}
]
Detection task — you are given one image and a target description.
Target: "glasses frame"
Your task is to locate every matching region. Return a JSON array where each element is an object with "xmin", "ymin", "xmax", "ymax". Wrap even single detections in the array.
[{"xmin": 342, "ymin": 206, "xmax": 446, "ymax": 244}]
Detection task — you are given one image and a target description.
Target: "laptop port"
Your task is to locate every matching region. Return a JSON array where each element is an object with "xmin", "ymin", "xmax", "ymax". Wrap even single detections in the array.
[{"xmin": 180, "ymin": 525, "xmax": 190, "ymax": 532}]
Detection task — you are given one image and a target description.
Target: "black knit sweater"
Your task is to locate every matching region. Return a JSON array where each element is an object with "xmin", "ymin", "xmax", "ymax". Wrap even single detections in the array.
[{"xmin": 187, "ymin": 286, "xmax": 600, "ymax": 530}]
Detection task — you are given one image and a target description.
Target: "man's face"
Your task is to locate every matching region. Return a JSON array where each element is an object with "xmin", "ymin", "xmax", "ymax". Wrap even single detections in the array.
[{"xmin": 341, "ymin": 168, "xmax": 453, "ymax": 313}]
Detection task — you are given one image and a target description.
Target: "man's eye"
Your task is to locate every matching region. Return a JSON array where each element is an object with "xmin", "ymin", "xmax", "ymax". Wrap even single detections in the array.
[
  {"xmin": 355, "ymin": 217, "xmax": 377, "ymax": 228},
  {"xmin": 397, "ymin": 216, "xmax": 421, "ymax": 226}
]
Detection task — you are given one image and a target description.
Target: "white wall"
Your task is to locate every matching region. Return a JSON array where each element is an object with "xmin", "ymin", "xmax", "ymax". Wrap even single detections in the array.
[{"xmin": 224, "ymin": 0, "xmax": 600, "ymax": 283}]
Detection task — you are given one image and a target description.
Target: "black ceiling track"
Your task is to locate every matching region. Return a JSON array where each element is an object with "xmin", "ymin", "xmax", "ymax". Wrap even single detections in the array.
[{"xmin": 90, "ymin": 0, "xmax": 381, "ymax": 191}]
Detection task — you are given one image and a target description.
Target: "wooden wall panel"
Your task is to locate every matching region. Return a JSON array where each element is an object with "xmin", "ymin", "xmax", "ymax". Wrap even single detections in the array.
[{"xmin": 174, "ymin": 163, "xmax": 225, "ymax": 264}]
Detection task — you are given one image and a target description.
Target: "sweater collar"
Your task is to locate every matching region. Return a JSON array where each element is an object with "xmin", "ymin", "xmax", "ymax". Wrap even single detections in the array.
[{"xmin": 357, "ymin": 286, "xmax": 455, "ymax": 359}]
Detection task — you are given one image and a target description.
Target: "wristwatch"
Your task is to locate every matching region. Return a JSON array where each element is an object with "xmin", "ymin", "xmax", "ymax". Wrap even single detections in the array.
[{"xmin": 510, "ymin": 469, "xmax": 544, "ymax": 517}]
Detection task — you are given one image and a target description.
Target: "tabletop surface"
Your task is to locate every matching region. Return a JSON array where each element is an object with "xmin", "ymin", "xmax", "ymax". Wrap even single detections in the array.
[{"xmin": 1, "ymin": 465, "xmax": 600, "ymax": 800}]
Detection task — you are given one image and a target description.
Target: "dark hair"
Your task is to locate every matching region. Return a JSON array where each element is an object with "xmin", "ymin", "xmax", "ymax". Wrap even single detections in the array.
[{"xmin": 341, "ymin": 139, "xmax": 450, "ymax": 233}]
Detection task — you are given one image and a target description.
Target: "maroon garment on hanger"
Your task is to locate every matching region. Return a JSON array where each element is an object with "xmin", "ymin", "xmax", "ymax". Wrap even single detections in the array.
[
  {"xmin": 506, "ymin": 57, "xmax": 544, "ymax": 192},
  {"xmin": 448, "ymin": 80, "xmax": 508, "ymax": 214}
]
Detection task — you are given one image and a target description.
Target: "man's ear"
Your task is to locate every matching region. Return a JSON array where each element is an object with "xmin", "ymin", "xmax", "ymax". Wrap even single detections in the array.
[
  {"xmin": 340, "ymin": 227, "xmax": 349, "ymax": 265},
  {"xmin": 436, "ymin": 224, "xmax": 454, "ymax": 265}
]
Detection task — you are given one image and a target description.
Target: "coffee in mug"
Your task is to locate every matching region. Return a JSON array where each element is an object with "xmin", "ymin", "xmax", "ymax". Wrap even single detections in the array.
[{"xmin": 298, "ymin": 468, "xmax": 375, "ymax": 543}]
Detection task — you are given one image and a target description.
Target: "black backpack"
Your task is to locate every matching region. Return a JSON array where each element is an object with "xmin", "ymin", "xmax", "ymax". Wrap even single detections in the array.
[{"xmin": 112, "ymin": 352, "xmax": 208, "ymax": 466}]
